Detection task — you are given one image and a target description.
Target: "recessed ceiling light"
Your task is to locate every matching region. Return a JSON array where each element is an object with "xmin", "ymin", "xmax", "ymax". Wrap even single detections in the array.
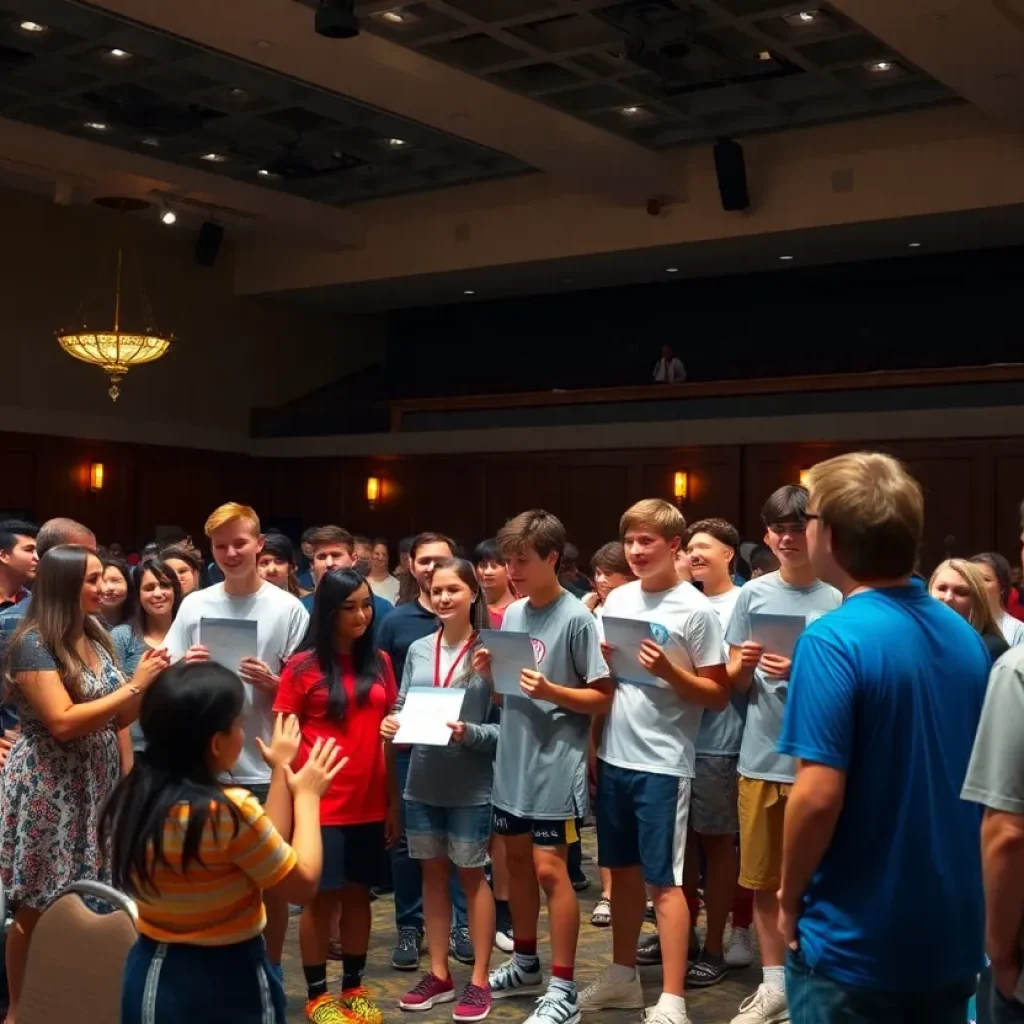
[
  {"xmin": 227, "ymin": 87, "xmax": 249, "ymax": 100},
  {"xmin": 907, "ymin": 241, "xmax": 922, "ymax": 248},
  {"xmin": 141, "ymin": 136, "xmax": 160, "ymax": 146},
  {"xmin": 666, "ymin": 267, "xmax": 679, "ymax": 273},
  {"xmin": 160, "ymin": 209, "xmax": 177, "ymax": 226},
  {"xmin": 782, "ymin": 9, "xmax": 819, "ymax": 25},
  {"xmin": 18, "ymin": 21, "xmax": 47, "ymax": 33},
  {"xmin": 257, "ymin": 168, "xmax": 280, "ymax": 179},
  {"xmin": 387, "ymin": 137, "xmax": 407, "ymax": 148},
  {"xmin": 380, "ymin": 10, "xmax": 406, "ymax": 23},
  {"xmin": 758, "ymin": 50, "xmax": 773, "ymax": 61},
  {"xmin": 620, "ymin": 106, "xmax": 642, "ymax": 116},
  {"xmin": 107, "ymin": 47, "xmax": 132, "ymax": 59},
  {"xmin": 463, "ymin": 289, "xmax": 475, "ymax": 296},
  {"xmin": 84, "ymin": 121, "xmax": 109, "ymax": 131},
  {"xmin": 252, "ymin": 39, "xmax": 272, "ymax": 50},
  {"xmin": 868, "ymin": 60, "xmax": 893, "ymax": 72},
  {"xmin": 779, "ymin": 254, "xmax": 794, "ymax": 261},
  {"xmin": 200, "ymin": 152, "xmax": 227, "ymax": 163}
]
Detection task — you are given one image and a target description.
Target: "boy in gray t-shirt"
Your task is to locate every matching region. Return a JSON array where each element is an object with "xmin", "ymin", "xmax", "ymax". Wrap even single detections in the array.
[{"xmin": 478, "ymin": 511, "xmax": 611, "ymax": 1024}]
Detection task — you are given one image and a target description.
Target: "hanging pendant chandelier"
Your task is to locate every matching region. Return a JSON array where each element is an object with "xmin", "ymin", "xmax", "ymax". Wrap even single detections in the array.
[{"xmin": 56, "ymin": 200, "xmax": 173, "ymax": 401}]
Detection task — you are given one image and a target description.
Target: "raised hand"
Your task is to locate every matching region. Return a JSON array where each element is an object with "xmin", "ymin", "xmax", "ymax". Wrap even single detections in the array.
[{"xmin": 255, "ymin": 713, "xmax": 301, "ymax": 769}]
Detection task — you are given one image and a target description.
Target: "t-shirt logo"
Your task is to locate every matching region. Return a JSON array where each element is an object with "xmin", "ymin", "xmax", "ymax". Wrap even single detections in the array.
[
  {"xmin": 530, "ymin": 637, "xmax": 546, "ymax": 665},
  {"xmin": 649, "ymin": 622, "xmax": 670, "ymax": 646}
]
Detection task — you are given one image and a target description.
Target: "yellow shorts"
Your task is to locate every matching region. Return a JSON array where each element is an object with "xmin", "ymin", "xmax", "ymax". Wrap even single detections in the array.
[{"xmin": 737, "ymin": 776, "xmax": 792, "ymax": 892}]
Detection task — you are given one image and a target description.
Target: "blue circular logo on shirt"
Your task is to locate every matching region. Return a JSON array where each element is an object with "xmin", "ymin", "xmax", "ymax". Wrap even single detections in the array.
[{"xmin": 650, "ymin": 623, "xmax": 670, "ymax": 646}]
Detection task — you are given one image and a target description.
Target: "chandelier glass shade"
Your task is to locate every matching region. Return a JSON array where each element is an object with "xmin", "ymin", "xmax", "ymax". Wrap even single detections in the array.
[{"xmin": 56, "ymin": 241, "xmax": 172, "ymax": 401}]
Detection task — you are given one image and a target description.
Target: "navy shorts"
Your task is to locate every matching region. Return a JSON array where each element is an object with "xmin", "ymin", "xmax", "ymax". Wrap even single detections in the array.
[
  {"xmin": 493, "ymin": 808, "xmax": 580, "ymax": 848},
  {"xmin": 321, "ymin": 822, "xmax": 388, "ymax": 891},
  {"xmin": 123, "ymin": 935, "xmax": 286, "ymax": 1024},
  {"xmin": 596, "ymin": 761, "xmax": 691, "ymax": 887}
]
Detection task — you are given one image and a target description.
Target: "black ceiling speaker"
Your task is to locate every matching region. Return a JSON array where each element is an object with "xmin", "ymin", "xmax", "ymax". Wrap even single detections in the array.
[
  {"xmin": 713, "ymin": 137, "xmax": 750, "ymax": 212},
  {"xmin": 315, "ymin": 0, "xmax": 359, "ymax": 38},
  {"xmin": 194, "ymin": 221, "xmax": 224, "ymax": 267}
]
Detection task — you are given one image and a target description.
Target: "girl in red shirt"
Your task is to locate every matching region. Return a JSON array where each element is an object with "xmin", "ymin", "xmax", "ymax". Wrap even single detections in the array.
[{"xmin": 274, "ymin": 569, "xmax": 398, "ymax": 1024}]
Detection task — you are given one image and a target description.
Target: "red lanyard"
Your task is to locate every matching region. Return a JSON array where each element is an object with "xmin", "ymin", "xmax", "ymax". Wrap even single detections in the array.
[{"xmin": 433, "ymin": 629, "xmax": 476, "ymax": 688}]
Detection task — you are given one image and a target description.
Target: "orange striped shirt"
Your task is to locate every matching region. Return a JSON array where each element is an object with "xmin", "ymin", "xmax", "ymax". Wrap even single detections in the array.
[{"xmin": 135, "ymin": 787, "xmax": 297, "ymax": 946}]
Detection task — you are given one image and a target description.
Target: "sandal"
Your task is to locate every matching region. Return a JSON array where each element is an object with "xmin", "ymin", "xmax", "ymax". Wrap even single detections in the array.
[
  {"xmin": 591, "ymin": 896, "xmax": 611, "ymax": 927},
  {"xmin": 686, "ymin": 952, "xmax": 730, "ymax": 988}
]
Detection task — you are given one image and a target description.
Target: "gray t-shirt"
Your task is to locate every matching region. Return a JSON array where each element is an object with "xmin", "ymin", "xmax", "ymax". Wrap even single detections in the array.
[
  {"xmin": 165, "ymin": 582, "xmax": 308, "ymax": 785},
  {"xmin": 695, "ymin": 587, "xmax": 747, "ymax": 757},
  {"xmin": 492, "ymin": 593, "xmax": 609, "ymax": 820},
  {"xmin": 962, "ymin": 645, "xmax": 1024, "ymax": 1003},
  {"xmin": 598, "ymin": 580, "xmax": 724, "ymax": 778},
  {"xmin": 396, "ymin": 631, "xmax": 499, "ymax": 808},
  {"xmin": 725, "ymin": 571, "xmax": 842, "ymax": 783}
]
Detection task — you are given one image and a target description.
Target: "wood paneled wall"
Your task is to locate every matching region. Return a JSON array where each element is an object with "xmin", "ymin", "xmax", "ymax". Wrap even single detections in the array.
[{"xmin": 1, "ymin": 431, "xmax": 1019, "ymax": 571}]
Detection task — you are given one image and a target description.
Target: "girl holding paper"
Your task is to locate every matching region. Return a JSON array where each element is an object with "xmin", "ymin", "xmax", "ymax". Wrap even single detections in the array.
[
  {"xmin": 381, "ymin": 558, "xmax": 499, "ymax": 1022},
  {"xmin": 274, "ymin": 569, "xmax": 398, "ymax": 1024}
]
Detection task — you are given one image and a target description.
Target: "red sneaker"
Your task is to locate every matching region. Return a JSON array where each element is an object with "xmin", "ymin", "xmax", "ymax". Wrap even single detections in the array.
[
  {"xmin": 399, "ymin": 972, "xmax": 455, "ymax": 1012},
  {"xmin": 453, "ymin": 982, "xmax": 492, "ymax": 1023}
]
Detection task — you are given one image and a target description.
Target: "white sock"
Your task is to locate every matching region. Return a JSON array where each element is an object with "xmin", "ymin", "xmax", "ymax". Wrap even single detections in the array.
[
  {"xmin": 607, "ymin": 963, "xmax": 636, "ymax": 984},
  {"xmin": 656, "ymin": 993, "xmax": 687, "ymax": 1016},
  {"xmin": 762, "ymin": 966, "xmax": 786, "ymax": 992}
]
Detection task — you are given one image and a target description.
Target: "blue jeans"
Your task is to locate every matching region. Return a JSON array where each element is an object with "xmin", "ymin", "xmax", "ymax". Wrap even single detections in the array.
[
  {"xmin": 787, "ymin": 947, "xmax": 973, "ymax": 1024},
  {"xmin": 392, "ymin": 748, "xmax": 468, "ymax": 932}
]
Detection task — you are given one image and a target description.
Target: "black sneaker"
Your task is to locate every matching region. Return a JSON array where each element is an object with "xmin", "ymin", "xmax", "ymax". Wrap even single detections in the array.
[
  {"xmin": 391, "ymin": 926, "xmax": 423, "ymax": 971},
  {"xmin": 686, "ymin": 950, "xmax": 730, "ymax": 988},
  {"xmin": 636, "ymin": 933, "xmax": 662, "ymax": 967},
  {"xmin": 450, "ymin": 925, "xmax": 474, "ymax": 965},
  {"xmin": 570, "ymin": 873, "xmax": 590, "ymax": 893}
]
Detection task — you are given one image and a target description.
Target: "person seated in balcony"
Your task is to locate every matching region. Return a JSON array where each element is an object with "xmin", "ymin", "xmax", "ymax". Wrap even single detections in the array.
[{"xmin": 653, "ymin": 345, "xmax": 687, "ymax": 384}]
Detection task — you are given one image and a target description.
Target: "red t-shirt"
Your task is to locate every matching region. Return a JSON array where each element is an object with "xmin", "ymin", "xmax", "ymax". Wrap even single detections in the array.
[{"xmin": 274, "ymin": 651, "xmax": 397, "ymax": 826}]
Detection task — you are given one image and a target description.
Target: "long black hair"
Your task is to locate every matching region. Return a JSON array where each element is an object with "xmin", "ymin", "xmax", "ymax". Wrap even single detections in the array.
[
  {"xmin": 101, "ymin": 556, "xmax": 137, "ymax": 626},
  {"xmin": 297, "ymin": 568, "xmax": 382, "ymax": 720},
  {"xmin": 970, "ymin": 551, "xmax": 1012, "ymax": 608},
  {"xmin": 100, "ymin": 662, "xmax": 245, "ymax": 896}
]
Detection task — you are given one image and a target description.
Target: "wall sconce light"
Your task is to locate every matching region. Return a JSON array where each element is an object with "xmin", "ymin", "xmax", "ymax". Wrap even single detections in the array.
[
  {"xmin": 366, "ymin": 475, "xmax": 381, "ymax": 509},
  {"xmin": 673, "ymin": 470, "xmax": 689, "ymax": 505},
  {"xmin": 799, "ymin": 468, "xmax": 811, "ymax": 487},
  {"xmin": 90, "ymin": 462, "xmax": 105, "ymax": 492}
]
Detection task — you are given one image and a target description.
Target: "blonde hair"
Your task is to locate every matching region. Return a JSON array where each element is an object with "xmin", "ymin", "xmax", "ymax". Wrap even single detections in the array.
[
  {"xmin": 204, "ymin": 502, "xmax": 261, "ymax": 538},
  {"xmin": 619, "ymin": 499, "xmax": 686, "ymax": 543},
  {"xmin": 806, "ymin": 452, "xmax": 923, "ymax": 580},
  {"xmin": 929, "ymin": 559, "xmax": 1002, "ymax": 638}
]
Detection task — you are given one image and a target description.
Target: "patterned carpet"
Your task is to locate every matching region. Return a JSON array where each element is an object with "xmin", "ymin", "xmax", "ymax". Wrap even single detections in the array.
[{"xmin": 281, "ymin": 829, "xmax": 760, "ymax": 1024}]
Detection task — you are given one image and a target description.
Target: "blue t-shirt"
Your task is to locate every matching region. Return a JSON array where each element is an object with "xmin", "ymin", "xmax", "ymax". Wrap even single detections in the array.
[
  {"xmin": 779, "ymin": 582, "xmax": 988, "ymax": 992},
  {"xmin": 375, "ymin": 598, "xmax": 437, "ymax": 683}
]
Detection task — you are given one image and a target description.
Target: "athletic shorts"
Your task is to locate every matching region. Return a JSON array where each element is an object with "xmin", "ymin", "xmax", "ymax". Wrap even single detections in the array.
[
  {"xmin": 246, "ymin": 783, "xmax": 270, "ymax": 805},
  {"xmin": 321, "ymin": 822, "xmax": 388, "ymax": 891},
  {"xmin": 596, "ymin": 761, "xmax": 691, "ymax": 887},
  {"xmin": 492, "ymin": 808, "xmax": 580, "ymax": 848},
  {"xmin": 691, "ymin": 754, "xmax": 740, "ymax": 835},
  {"xmin": 737, "ymin": 776, "xmax": 792, "ymax": 892},
  {"xmin": 405, "ymin": 801, "xmax": 492, "ymax": 868}
]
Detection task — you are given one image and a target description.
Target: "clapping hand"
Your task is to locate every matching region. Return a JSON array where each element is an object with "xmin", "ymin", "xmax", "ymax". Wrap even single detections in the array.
[
  {"xmin": 255, "ymin": 713, "xmax": 301, "ymax": 769},
  {"xmin": 286, "ymin": 737, "xmax": 346, "ymax": 797}
]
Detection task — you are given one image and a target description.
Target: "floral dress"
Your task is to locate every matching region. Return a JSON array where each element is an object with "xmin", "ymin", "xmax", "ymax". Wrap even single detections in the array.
[{"xmin": 0, "ymin": 631, "xmax": 123, "ymax": 909}]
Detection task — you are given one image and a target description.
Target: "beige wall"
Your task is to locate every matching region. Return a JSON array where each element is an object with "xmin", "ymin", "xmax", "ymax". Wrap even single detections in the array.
[{"xmin": 0, "ymin": 189, "xmax": 384, "ymax": 448}]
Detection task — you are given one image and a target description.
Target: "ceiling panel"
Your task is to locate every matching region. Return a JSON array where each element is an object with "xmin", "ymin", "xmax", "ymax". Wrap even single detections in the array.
[
  {"xmin": 0, "ymin": 0, "xmax": 532, "ymax": 205},
  {"xmin": 353, "ymin": 0, "xmax": 960, "ymax": 150}
]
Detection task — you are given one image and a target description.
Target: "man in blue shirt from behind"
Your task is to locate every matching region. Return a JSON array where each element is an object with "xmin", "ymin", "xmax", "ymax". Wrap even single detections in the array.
[{"xmin": 778, "ymin": 452, "xmax": 989, "ymax": 1024}]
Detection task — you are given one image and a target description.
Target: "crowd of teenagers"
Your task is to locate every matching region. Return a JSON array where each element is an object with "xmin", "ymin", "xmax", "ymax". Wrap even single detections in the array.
[{"xmin": 0, "ymin": 450, "xmax": 1023, "ymax": 1024}]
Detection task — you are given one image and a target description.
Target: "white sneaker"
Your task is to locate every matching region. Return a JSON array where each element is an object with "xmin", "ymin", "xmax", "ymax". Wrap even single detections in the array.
[
  {"xmin": 730, "ymin": 985, "xmax": 789, "ymax": 1024},
  {"xmin": 578, "ymin": 967, "xmax": 644, "ymax": 1012},
  {"xmin": 725, "ymin": 927, "xmax": 755, "ymax": 968},
  {"xmin": 524, "ymin": 985, "xmax": 581, "ymax": 1024},
  {"xmin": 643, "ymin": 1006, "xmax": 690, "ymax": 1024}
]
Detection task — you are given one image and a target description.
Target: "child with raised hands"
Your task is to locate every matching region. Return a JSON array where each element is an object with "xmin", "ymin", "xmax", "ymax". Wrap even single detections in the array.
[{"xmin": 101, "ymin": 663, "xmax": 345, "ymax": 1024}]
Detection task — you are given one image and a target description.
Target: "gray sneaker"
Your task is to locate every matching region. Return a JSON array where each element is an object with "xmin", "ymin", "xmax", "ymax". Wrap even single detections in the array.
[
  {"xmin": 489, "ymin": 957, "xmax": 544, "ymax": 1000},
  {"xmin": 391, "ymin": 926, "xmax": 423, "ymax": 971}
]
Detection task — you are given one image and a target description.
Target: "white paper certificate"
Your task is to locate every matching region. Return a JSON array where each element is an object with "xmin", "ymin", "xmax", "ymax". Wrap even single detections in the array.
[
  {"xmin": 393, "ymin": 687, "xmax": 467, "ymax": 746},
  {"xmin": 478, "ymin": 629, "xmax": 537, "ymax": 699},
  {"xmin": 200, "ymin": 617, "xmax": 258, "ymax": 674},
  {"xmin": 750, "ymin": 612, "xmax": 805, "ymax": 658},
  {"xmin": 601, "ymin": 616, "xmax": 660, "ymax": 686}
]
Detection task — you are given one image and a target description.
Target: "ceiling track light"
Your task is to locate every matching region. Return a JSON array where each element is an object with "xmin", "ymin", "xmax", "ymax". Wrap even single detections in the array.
[
  {"xmin": 159, "ymin": 207, "xmax": 177, "ymax": 226},
  {"xmin": 19, "ymin": 20, "xmax": 47, "ymax": 33}
]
